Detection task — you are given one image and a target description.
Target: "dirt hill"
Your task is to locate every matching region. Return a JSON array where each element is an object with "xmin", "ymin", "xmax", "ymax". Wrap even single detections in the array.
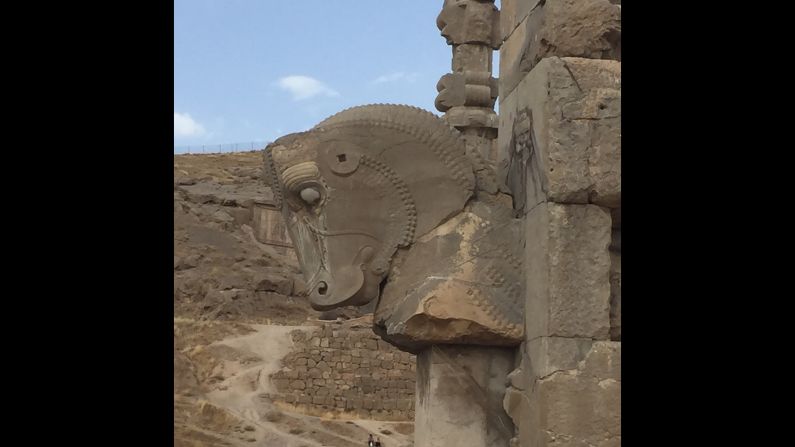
[{"xmin": 174, "ymin": 152, "xmax": 412, "ymax": 447}]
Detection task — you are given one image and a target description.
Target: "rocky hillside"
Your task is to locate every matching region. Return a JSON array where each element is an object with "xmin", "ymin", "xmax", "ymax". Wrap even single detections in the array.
[{"xmin": 174, "ymin": 152, "xmax": 412, "ymax": 447}]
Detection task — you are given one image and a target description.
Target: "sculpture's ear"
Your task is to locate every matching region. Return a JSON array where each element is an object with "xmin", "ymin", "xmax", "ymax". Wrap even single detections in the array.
[{"xmin": 322, "ymin": 143, "xmax": 361, "ymax": 176}]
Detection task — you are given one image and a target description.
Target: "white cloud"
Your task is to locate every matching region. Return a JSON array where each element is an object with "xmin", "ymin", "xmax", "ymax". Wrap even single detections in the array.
[
  {"xmin": 174, "ymin": 112, "xmax": 206, "ymax": 138},
  {"xmin": 371, "ymin": 72, "xmax": 420, "ymax": 85},
  {"xmin": 277, "ymin": 75, "xmax": 340, "ymax": 101}
]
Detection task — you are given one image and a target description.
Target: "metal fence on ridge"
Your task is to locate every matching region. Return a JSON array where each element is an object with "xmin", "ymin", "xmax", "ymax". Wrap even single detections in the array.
[{"xmin": 174, "ymin": 141, "xmax": 270, "ymax": 154}]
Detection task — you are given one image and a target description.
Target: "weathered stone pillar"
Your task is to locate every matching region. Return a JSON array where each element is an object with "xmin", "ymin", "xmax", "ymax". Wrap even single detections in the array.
[
  {"xmin": 415, "ymin": 345, "xmax": 515, "ymax": 447},
  {"xmin": 435, "ymin": 0, "xmax": 500, "ymax": 163},
  {"xmin": 497, "ymin": 1, "xmax": 621, "ymax": 445}
]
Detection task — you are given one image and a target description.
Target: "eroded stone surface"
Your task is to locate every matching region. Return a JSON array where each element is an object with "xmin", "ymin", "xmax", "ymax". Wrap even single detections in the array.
[
  {"xmin": 437, "ymin": 0, "xmax": 501, "ymax": 49},
  {"xmin": 416, "ymin": 345, "xmax": 514, "ymax": 447},
  {"xmin": 265, "ymin": 104, "xmax": 524, "ymax": 351},
  {"xmin": 504, "ymin": 341, "xmax": 621, "ymax": 447},
  {"xmin": 525, "ymin": 202, "xmax": 612, "ymax": 340},
  {"xmin": 500, "ymin": 0, "xmax": 621, "ymax": 99},
  {"xmin": 499, "ymin": 0, "xmax": 543, "ymax": 41},
  {"xmin": 265, "ymin": 105, "xmax": 476, "ymax": 311},
  {"xmin": 375, "ymin": 198, "xmax": 524, "ymax": 350},
  {"xmin": 498, "ymin": 57, "xmax": 621, "ymax": 209},
  {"xmin": 609, "ymin": 248, "xmax": 621, "ymax": 341}
]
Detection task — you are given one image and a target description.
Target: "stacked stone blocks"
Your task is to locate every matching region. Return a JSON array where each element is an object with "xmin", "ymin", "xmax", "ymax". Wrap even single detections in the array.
[
  {"xmin": 269, "ymin": 324, "xmax": 416, "ymax": 421},
  {"xmin": 498, "ymin": 1, "xmax": 621, "ymax": 446}
]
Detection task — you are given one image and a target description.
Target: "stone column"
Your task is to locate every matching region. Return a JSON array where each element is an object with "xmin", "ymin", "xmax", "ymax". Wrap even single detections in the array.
[
  {"xmin": 435, "ymin": 0, "xmax": 500, "ymax": 162},
  {"xmin": 497, "ymin": 1, "xmax": 621, "ymax": 445},
  {"xmin": 414, "ymin": 345, "xmax": 515, "ymax": 447}
]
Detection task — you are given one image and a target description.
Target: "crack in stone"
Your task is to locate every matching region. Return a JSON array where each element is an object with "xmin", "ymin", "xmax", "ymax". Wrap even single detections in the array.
[{"xmin": 561, "ymin": 60, "xmax": 583, "ymax": 92}]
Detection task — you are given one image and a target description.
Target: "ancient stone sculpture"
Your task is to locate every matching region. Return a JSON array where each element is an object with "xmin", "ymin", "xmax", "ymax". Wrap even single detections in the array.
[
  {"xmin": 263, "ymin": 104, "xmax": 521, "ymax": 445},
  {"xmin": 261, "ymin": 0, "xmax": 621, "ymax": 444},
  {"xmin": 263, "ymin": 104, "xmax": 523, "ymax": 350},
  {"xmin": 437, "ymin": 0, "xmax": 500, "ymax": 48},
  {"xmin": 435, "ymin": 0, "xmax": 500, "ymax": 182}
]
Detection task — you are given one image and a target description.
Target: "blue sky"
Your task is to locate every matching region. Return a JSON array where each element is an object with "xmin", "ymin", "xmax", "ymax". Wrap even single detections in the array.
[{"xmin": 174, "ymin": 0, "xmax": 500, "ymax": 152}]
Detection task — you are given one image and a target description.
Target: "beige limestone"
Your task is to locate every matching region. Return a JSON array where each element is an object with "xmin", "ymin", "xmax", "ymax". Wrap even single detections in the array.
[
  {"xmin": 498, "ymin": 57, "xmax": 621, "ymax": 210},
  {"xmin": 499, "ymin": 0, "xmax": 543, "ymax": 41},
  {"xmin": 265, "ymin": 104, "xmax": 524, "ymax": 353},
  {"xmin": 504, "ymin": 341, "xmax": 620, "ymax": 446},
  {"xmin": 415, "ymin": 345, "xmax": 514, "ymax": 447},
  {"xmin": 525, "ymin": 202, "xmax": 612, "ymax": 340},
  {"xmin": 609, "ymin": 249, "xmax": 621, "ymax": 341},
  {"xmin": 437, "ymin": 0, "xmax": 501, "ymax": 49},
  {"xmin": 452, "ymin": 44, "xmax": 493, "ymax": 73},
  {"xmin": 499, "ymin": 0, "xmax": 621, "ymax": 99},
  {"xmin": 375, "ymin": 199, "xmax": 524, "ymax": 349}
]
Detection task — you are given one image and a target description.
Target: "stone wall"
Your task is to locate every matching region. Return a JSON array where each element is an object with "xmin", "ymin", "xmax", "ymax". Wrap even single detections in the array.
[
  {"xmin": 269, "ymin": 323, "xmax": 416, "ymax": 421},
  {"xmin": 499, "ymin": 0, "xmax": 621, "ymax": 101},
  {"xmin": 498, "ymin": 1, "xmax": 621, "ymax": 446}
]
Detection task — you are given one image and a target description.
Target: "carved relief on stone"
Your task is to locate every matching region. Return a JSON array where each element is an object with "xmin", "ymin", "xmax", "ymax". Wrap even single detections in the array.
[
  {"xmin": 264, "ymin": 104, "xmax": 475, "ymax": 311},
  {"xmin": 437, "ymin": 0, "xmax": 501, "ymax": 49},
  {"xmin": 374, "ymin": 196, "xmax": 524, "ymax": 350},
  {"xmin": 504, "ymin": 107, "xmax": 534, "ymax": 213},
  {"xmin": 263, "ymin": 104, "xmax": 523, "ymax": 350}
]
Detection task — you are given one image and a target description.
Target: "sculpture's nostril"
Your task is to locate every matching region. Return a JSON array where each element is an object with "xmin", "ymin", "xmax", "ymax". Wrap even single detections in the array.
[{"xmin": 317, "ymin": 281, "xmax": 328, "ymax": 295}]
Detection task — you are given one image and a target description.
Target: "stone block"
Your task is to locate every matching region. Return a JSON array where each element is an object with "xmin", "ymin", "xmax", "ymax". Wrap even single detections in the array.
[
  {"xmin": 498, "ymin": 57, "xmax": 621, "ymax": 209},
  {"xmin": 415, "ymin": 346, "xmax": 515, "ymax": 447},
  {"xmin": 532, "ymin": 342, "xmax": 620, "ymax": 446},
  {"xmin": 500, "ymin": 0, "xmax": 621, "ymax": 99},
  {"xmin": 500, "ymin": 0, "xmax": 543, "ymax": 41},
  {"xmin": 525, "ymin": 203, "xmax": 612, "ymax": 340},
  {"xmin": 524, "ymin": 336, "xmax": 595, "ymax": 383},
  {"xmin": 505, "ymin": 341, "xmax": 620, "ymax": 447},
  {"xmin": 609, "ymin": 250, "xmax": 621, "ymax": 341}
]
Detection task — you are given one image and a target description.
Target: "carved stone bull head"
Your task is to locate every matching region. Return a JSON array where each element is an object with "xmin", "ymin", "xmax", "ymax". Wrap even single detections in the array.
[
  {"xmin": 264, "ymin": 104, "xmax": 523, "ymax": 350},
  {"xmin": 263, "ymin": 105, "xmax": 475, "ymax": 310}
]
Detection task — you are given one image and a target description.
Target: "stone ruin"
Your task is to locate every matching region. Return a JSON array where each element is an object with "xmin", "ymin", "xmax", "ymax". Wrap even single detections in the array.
[{"xmin": 262, "ymin": 1, "xmax": 621, "ymax": 445}]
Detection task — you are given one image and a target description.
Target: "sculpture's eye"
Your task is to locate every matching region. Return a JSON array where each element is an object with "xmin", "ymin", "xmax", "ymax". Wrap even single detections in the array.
[{"xmin": 300, "ymin": 187, "xmax": 321, "ymax": 205}]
